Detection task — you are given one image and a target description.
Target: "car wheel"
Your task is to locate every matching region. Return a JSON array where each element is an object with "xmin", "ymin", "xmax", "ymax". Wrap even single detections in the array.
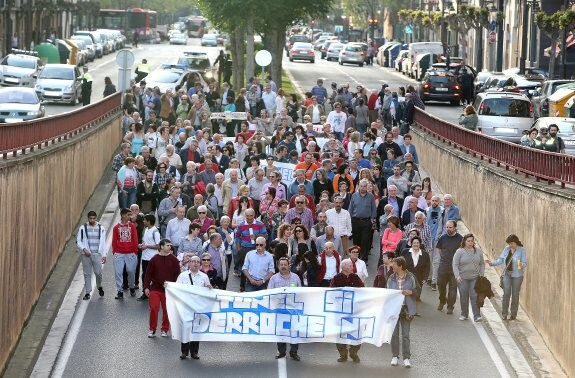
[{"xmin": 359, "ymin": 63, "xmax": 364, "ymax": 67}]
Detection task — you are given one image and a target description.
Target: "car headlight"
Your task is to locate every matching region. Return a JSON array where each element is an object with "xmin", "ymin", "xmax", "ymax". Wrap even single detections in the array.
[
  {"xmin": 27, "ymin": 111, "xmax": 39, "ymax": 116},
  {"xmin": 64, "ymin": 85, "xmax": 73, "ymax": 92}
]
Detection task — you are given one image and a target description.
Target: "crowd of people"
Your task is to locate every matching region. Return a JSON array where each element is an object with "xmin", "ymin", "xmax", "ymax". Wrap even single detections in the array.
[{"xmin": 76, "ymin": 73, "xmax": 528, "ymax": 367}]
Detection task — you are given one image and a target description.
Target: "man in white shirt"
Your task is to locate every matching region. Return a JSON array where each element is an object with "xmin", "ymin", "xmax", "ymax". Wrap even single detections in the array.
[
  {"xmin": 401, "ymin": 184, "xmax": 428, "ymax": 214},
  {"xmin": 325, "ymin": 196, "xmax": 352, "ymax": 257},
  {"xmin": 166, "ymin": 207, "xmax": 191, "ymax": 255},
  {"xmin": 326, "ymin": 102, "xmax": 348, "ymax": 140},
  {"xmin": 318, "ymin": 242, "xmax": 340, "ymax": 287},
  {"xmin": 176, "ymin": 255, "xmax": 212, "ymax": 360},
  {"xmin": 261, "ymin": 84, "xmax": 277, "ymax": 115},
  {"xmin": 137, "ymin": 214, "xmax": 161, "ymax": 301},
  {"xmin": 76, "ymin": 211, "xmax": 107, "ymax": 300}
]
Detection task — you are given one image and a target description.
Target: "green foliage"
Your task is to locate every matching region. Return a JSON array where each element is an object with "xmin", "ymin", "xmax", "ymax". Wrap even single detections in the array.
[
  {"xmin": 536, "ymin": 11, "xmax": 563, "ymax": 38},
  {"xmin": 559, "ymin": 9, "xmax": 575, "ymax": 31},
  {"xmin": 444, "ymin": 5, "xmax": 490, "ymax": 33}
]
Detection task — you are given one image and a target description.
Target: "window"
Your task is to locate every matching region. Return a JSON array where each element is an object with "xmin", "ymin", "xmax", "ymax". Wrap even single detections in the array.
[{"xmin": 480, "ymin": 99, "xmax": 531, "ymax": 117}]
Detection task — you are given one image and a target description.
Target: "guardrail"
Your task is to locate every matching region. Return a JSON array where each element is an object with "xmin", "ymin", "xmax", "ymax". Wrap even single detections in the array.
[
  {"xmin": 413, "ymin": 108, "xmax": 575, "ymax": 189},
  {"xmin": 0, "ymin": 92, "xmax": 122, "ymax": 159}
]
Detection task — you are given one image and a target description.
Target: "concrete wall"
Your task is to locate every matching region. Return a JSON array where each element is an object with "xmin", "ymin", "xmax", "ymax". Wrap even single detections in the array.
[
  {"xmin": 411, "ymin": 128, "xmax": 575, "ymax": 377},
  {"xmin": 0, "ymin": 115, "xmax": 122, "ymax": 373}
]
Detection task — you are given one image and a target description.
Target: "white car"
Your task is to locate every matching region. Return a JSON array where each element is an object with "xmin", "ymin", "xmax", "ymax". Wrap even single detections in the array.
[
  {"xmin": 0, "ymin": 52, "xmax": 41, "ymax": 87},
  {"xmin": 170, "ymin": 32, "xmax": 188, "ymax": 45},
  {"xmin": 35, "ymin": 64, "xmax": 82, "ymax": 105},
  {"xmin": 201, "ymin": 34, "xmax": 218, "ymax": 47}
]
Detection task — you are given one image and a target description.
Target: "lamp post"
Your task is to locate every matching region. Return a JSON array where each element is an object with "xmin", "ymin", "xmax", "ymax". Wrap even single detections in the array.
[
  {"xmin": 495, "ymin": 0, "xmax": 503, "ymax": 71},
  {"xmin": 560, "ymin": 0, "xmax": 575, "ymax": 78},
  {"xmin": 529, "ymin": 1, "xmax": 540, "ymax": 65}
]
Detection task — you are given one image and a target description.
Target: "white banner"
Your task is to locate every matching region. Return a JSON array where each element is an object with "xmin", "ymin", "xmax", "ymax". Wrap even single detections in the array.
[
  {"xmin": 210, "ymin": 112, "xmax": 248, "ymax": 120},
  {"xmin": 166, "ymin": 284, "xmax": 404, "ymax": 346},
  {"xmin": 260, "ymin": 161, "xmax": 296, "ymax": 185}
]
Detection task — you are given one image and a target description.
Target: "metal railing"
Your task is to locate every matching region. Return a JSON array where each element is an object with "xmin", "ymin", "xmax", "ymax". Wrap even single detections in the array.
[
  {"xmin": 0, "ymin": 92, "xmax": 122, "ymax": 159},
  {"xmin": 413, "ymin": 108, "xmax": 575, "ymax": 189}
]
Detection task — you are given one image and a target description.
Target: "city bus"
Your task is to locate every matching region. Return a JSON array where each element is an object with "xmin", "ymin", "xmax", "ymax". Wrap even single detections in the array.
[
  {"xmin": 96, "ymin": 8, "xmax": 157, "ymax": 41},
  {"xmin": 187, "ymin": 15, "xmax": 207, "ymax": 38}
]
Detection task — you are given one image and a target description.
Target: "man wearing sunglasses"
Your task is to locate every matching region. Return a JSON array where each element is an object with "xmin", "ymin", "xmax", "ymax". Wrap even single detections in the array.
[{"xmin": 242, "ymin": 236, "xmax": 274, "ymax": 292}]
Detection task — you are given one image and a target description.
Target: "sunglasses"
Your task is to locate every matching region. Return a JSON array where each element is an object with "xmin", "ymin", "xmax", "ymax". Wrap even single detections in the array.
[
  {"xmin": 295, "ymin": 229, "xmax": 303, "ymax": 232},
  {"xmin": 256, "ymin": 243, "xmax": 265, "ymax": 246},
  {"xmin": 198, "ymin": 212, "xmax": 206, "ymax": 214},
  {"xmin": 296, "ymin": 201, "xmax": 304, "ymax": 204},
  {"xmin": 202, "ymin": 258, "xmax": 211, "ymax": 261}
]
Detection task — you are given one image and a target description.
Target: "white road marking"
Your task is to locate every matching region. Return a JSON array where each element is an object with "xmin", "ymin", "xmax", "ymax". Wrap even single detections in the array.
[
  {"xmin": 277, "ymin": 355, "xmax": 287, "ymax": 378},
  {"xmin": 471, "ymin": 315, "xmax": 512, "ymax": 378}
]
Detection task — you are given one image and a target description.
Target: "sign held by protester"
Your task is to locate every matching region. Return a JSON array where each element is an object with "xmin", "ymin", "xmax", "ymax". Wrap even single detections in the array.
[
  {"xmin": 210, "ymin": 112, "xmax": 248, "ymax": 120},
  {"xmin": 166, "ymin": 284, "xmax": 404, "ymax": 346}
]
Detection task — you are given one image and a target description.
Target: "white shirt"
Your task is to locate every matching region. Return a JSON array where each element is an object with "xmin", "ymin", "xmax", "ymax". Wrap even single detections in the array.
[
  {"xmin": 312, "ymin": 106, "xmax": 320, "ymax": 123},
  {"xmin": 160, "ymin": 152, "xmax": 182, "ymax": 168},
  {"xmin": 142, "ymin": 226, "xmax": 161, "ymax": 261},
  {"xmin": 327, "ymin": 110, "xmax": 348, "ymax": 133},
  {"xmin": 411, "ymin": 248, "xmax": 421, "ymax": 267},
  {"xmin": 342, "ymin": 258, "xmax": 368, "ymax": 283},
  {"xmin": 176, "ymin": 270, "xmax": 211, "ymax": 287},
  {"xmin": 401, "ymin": 195, "xmax": 429, "ymax": 214},
  {"xmin": 325, "ymin": 208, "xmax": 352, "ymax": 237},
  {"xmin": 166, "ymin": 217, "xmax": 192, "ymax": 247},
  {"xmin": 324, "ymin": 255, "xmax": 337, "ymax": 280}
]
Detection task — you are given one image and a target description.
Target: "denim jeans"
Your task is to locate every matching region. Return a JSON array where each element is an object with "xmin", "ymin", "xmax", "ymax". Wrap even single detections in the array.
[
  {"xmin": 277, "ymin": 342, "xmax": 298, "ymax": 354},
  {"xmin": 502, "ymin": 273, "xmax": 523, "ymax": 317},
  {"xmin": 245, "ymin": 281, "xmax": 268, "ymax": 292},
  {"xmin": 429, "ymin": 246, "xmax": 440, "ymax": 283},
  {"xmin": 118, "ymin": 186, "xmax": 137, "ymax": 209},
  {"xmin": 437, "ymin": 272, "xmax": 457, "ymax": 309},
  {"xmin": 457, "ymin": 277, "xmax": 480, "ymax": 318},
  {"xmin": 391, "ymin": 316, "xmax": 411, "ymax": 359}
]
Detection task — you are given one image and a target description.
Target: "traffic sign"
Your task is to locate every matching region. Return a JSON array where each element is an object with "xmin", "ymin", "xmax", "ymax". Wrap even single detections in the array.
[
  {"xmin": 489, "ymin": 31, "xmax": 496, "ymax": 43},
  {"xmin": 405, "ymin": 24, "xmax": 413, "ymax": 34}
]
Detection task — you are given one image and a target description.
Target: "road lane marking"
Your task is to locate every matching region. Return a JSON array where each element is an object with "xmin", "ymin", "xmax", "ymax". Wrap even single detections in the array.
[{"xmin": 277, "ymin": 355, "xmax": 287, "ymax": 378}]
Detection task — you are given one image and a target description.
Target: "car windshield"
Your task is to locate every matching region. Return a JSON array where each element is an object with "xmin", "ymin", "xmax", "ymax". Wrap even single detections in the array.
[
  {"xmin": 330, "ymin": 44, "xmax": 343, "ymax": 49},
  {"xmin": 2, "ymin": 56, "xmax": 36, "ymax": 69},
  {"xmin": 0, "ymin": 90, "xmax": 37, "ymax": 104},
  {"xmin": 346, "ymin": 46, "xmax": 361, "ymax": 52},
  {"xmin": 147, "ymin": 71, "xmax": 180, "ymax": 84},
  {"xmin": 177, "ymin": 57, "xmax": 210, "ymax": 70},
  {"xmin": 481, "ymin": 99, "xmax": 531, "ymax": 117},
  {"xmin": 203, "ymin": 34, "xmax": 216, "ymax": 40},
  {"xmin": 293, "ymin": 42, "xmax": 312, "ymax": 49},
  {"xmin": 72, "ymin": 36, "xmax": 93, "ymax": 45},
  {"xmin": 39, "ymin": 67, "xmax": 75, "ymax": 80}
]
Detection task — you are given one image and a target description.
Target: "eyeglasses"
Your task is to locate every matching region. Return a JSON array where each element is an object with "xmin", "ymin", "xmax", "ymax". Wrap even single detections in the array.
[
  {"xmin": 198, "ymin": 212, "xmax": 206, "ymax": 214},
  {"xmin": 256, "ymin": 243, "xmax": 265, "ymax": 246},
  {"xmin": 202, "ymin": 258, "xmax": 211, "ymax": 261},
  {"xmin": 295, "ymin": 229, "xmax": 303, "ymax": 233},
  {"xmin": 296, "ymin": 201, "xmax": 304, "ymax": 204},
  {"xmin": 371, "ymin": 152, "xmax": 377, "ymax": 155},
  {"xmin": 159, "ymin": 166, "xmax": 166, "ymax": 169}
]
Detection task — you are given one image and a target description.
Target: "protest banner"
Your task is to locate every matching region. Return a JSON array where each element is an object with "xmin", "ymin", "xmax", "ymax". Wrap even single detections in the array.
[
  {"xmin": 210, "ymin": 112, "xmax": 248, "ymax": 120},
  {"xmin": 260, "ymin": 161, "xmax": 296, "ymax": 185},
  {"xmin": 166, "ymin": 285, "xmax": 404, "ymax": 346}
]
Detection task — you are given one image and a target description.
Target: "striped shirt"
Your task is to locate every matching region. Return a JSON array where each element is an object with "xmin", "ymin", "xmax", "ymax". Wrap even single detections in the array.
[
  {"xmin": 235, "ymin": 220, "xmax": 267, "ymax": 248},
  {"xmin": 403, "ymin": 223, "xmax": 433, "ymax": 254},
  {"xmin": 267, "ymin": 272, "xmax": 302, "ymax": 289},
  {"xmin": 85, "ymin": 225, "xmax": 101, "ymax": 254},
  {"xmin": 284, "ymin": 207, "xmax": 314, "ymax": 231}
]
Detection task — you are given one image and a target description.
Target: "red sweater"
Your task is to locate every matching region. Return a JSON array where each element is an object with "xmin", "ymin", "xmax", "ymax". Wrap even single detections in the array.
[
  {"xmin": 317, "ymin": 251, "xmax": 341, "ymax": 282},
  {"xmin": 111, "ymin": 222, "xmax": 139, "ymax": 254},
  {"xmin": 143, "ymin": 254, "xmax": 181, "ymax": 292}
]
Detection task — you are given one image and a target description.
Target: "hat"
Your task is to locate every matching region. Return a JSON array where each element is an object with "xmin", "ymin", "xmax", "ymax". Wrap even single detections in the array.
[{"xmin": 539, "ymin": 127, "xmax": 548, "ymax": 135}]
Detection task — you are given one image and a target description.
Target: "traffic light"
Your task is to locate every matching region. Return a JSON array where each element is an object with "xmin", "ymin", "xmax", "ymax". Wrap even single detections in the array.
[{"xmin": 368, "ymin": 18, "xmax": 378, "ymax": 28}]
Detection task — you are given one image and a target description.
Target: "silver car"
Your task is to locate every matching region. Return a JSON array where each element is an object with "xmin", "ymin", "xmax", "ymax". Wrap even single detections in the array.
[
  {"xmin": 326, "ymin": 43, "xmax": 344, "ymax": 61},
  {"xmin": 170, "ymin": 32, "xmax": 188, "ymax": 45},
  {"xmin": 0, "ymin": 87, "xmax": 45, "ymax": 123},
  {"xmin": 71, "ymin": 36, "xmax": 95, "ymax": 61},
  {"xmin": 531, "ymin": 117, "xmax": 575, "ymax": 155},
  {"xmin": 35, "ymin": 64, "xmax": 82, "ymax": 105},
  {"xmin": 0, "ymin": 53, "xmax": 41, "ymax": 87},
  {"xmin": 338, "ymin": 44, "xmax": 364, "ymax": 66},
  {"xmin": 289, "ymin": 42, "xmax": 315, "ymax": 63}
]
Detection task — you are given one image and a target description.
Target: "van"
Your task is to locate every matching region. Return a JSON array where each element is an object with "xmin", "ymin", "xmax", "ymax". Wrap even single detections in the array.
[
  {"xmin": 473, "ymin": 92, "xmax": 534, "ymax": 143},
  {"xmin": 406, "ymin": 42, "xmax": 443, "ymax": 78}
]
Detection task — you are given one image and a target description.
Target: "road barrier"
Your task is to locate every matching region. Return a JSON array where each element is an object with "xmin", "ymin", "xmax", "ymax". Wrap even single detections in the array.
[
  {"xmin": 413, "ymin": 109, "xmax": 575, "ymax": 188},
  {"xmin": 0, "ymin": 93, "xmax": 122, "ymax": 159}
]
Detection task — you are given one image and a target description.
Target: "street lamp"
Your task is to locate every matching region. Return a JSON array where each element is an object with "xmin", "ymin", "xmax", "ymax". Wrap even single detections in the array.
[{"xmin": 520, "ymin": 0, "xmax": 540, "ymax": 73}]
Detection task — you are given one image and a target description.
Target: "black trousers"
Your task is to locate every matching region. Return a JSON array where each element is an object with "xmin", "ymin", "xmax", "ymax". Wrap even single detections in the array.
[
  {"xmin": 181, "ymin": 341, "xmax": 200, "ymax": 356},
  {"xmin": 437, "ymin": 272, "xmax": 457, "ymax": 309},
  {"xmin": 277, "ymin": 343, "xmax": 299, "ymax": 354},
  {"xmin": 351, "ymin": 218, "xmax": 373, "ymax": 262}
]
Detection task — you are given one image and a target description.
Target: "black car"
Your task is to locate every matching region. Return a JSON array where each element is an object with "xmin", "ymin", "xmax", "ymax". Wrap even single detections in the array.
[{"xmin": 418, "ymin": 72, "xmax": 461, "ymax": 105}]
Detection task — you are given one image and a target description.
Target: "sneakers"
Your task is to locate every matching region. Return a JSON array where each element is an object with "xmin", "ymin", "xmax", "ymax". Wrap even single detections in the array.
[
  {"xmin": 459, "ymin": 315, "xmax": 468, "ymax": 321},
  {"xmin": 161, "ymin": 331, "xmax": 168, "ymax": 337},
  {"xmin": 98, "ymin": 287, "xmax": 104, "ymax": 297},
  {"xmin": 148, "ymin": 331, "xmax": 155, "ymax": 338},
  {"xmin": 391, "ymin": 356, "xmax": 398, "ymax": 366},
  {"xmin": 431, "ymin": 283, "xmax": 437, "ymax": 291},
  {"xmin": 474, "ymin": 316, "xmax": 482, "ymax": 322},
  {"xmin": 403, "ymin": 358, "xmax": 411, "ymax": 368},
  {"xmin": 83, "ymin": 293, "xmax": 90, "ymax": 300},
  {"xmin": 130, "ymin": 288, "xmax": 136, "ymax": 297},
  {"xmin": 115, "ymin": 292, "xmax": 124, "ymax": 300}
]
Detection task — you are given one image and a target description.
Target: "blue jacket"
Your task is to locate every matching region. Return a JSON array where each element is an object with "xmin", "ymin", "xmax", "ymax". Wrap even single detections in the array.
[
  {"xmin": 117, "ymin": 165, "xmax": 139, "ymax": 189},
  {"xmin": 386, "ymin": 271, "xmax": 420, "ymax": 316},
  {"xmin": 288, "ymin": 179, "xmax": 313, "ymax": 199},
  {"xmin": 310, "ymin": 85, "xmax": 328, "ymax": 105},
  {"xmin": 399, "ymin": 144, "xmax": 419, "ymax": 164},
  {"xmin": 490, "ymin": 246, "xmax": 528, "ymax": 278}
]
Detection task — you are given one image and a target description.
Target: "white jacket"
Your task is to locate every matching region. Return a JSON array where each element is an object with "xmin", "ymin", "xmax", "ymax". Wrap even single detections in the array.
[{"xmin": 76, "ymin": 222, "xmax": 107, "ymax": 256}]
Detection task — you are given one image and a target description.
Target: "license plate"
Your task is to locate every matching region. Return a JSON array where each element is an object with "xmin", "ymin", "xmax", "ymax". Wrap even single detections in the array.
[
  {"xmin": 5, "ymin": 118, "xmax": 23, "ymax": 123},
  {"xmin": 4, "ymin": 78, "xmax": 18, "ymax": 83},
  {"xmin": 494, "ymin": 127, "xmax": 516, "ymax": 133},
  {"xmin": 44, "ymin": 91, "xmax": 60, "ymax": 97},
  {"xmin": 435, "ymin": 88, "xmax": 448, "ymax": 92}
]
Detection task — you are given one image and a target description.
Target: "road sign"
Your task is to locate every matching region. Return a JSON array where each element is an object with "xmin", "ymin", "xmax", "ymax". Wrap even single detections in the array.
[
  {"xmin": 489, "ymin": 31, "xmax": 496, "ymax": 43},
  {"xmin": 405, "ymin": 24, "xmax": 413, "ymax": 34},
  {"xmin": 335, "ymin": 25, "xmax": 343, "ymax": 33},
  {"xmin": 490, "ymin": 20, "xmax": 497, "ymax": 31},
  {"xmin": 115, "ymin": 49, "xmax": 135, "ymax": 68},
  {"xmin": 255, "ymin": 50, "xmax": 272, "ymax": 67}
]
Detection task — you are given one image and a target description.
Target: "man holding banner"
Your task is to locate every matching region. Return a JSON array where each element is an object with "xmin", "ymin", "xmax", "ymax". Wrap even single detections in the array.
[
  {"xmin": 242, "ymin": 236, "xmax": 274, "ymax": 292},
  {"xmin": 267, "ymin": 257, "xmax": 302, "ymax": 361}
]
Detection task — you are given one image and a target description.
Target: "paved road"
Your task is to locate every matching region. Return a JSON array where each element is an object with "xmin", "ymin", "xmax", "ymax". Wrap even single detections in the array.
[
  {"xmin": 40, "ymin": 43, "xmax": 512, "ymax": 378},
  {"xmin": 284, "ymin": 54, "xmax": 464, "ymax": 125}
]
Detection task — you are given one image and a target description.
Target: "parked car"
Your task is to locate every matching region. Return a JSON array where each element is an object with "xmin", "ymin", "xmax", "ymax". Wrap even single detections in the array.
[
  {"xmin": 200, "ymin": 33, "xmax": 217, "ymax": 47},
  {"xmin": 411, "ymin": 53, "xmax": 441, "ymax": 81},
  {"xmin": 73, "ymin": 31, "xmax": 104, "ymax": 58},
  {"xmin": 499, "ymin": 70, "xmax": 545, "ymax": 98},
  {"xmin": 338, "ymin": 44, "xmax": 364, "ymax": 66},
  {"xmin": 473, "ymin": 92, "xmax": 534, "ymax": 143},
  {"xmin": 531, "ymin": 80, "xmax": 575, "ymax": 118},
  {"xmin": 479, "ymin": 73, "xmax": 510, "ymax": 94},
  {"xmin": 0, "ymin": 51, "xmax": 42, "ymax": 87},
  {"xmin": 289, "ymin": 42, "xmax": 315, "ymax": 63},
  {"xmin": 394, "ymin": 50, "xmax": 409, "ymax": 71},
  {"xmin": 70, "ymin": 35, "xmax": 95, "ymax": 61},
  {"xmin": 35, "ymin": 64, "xmax": 82, "ymax": 105},
  {"xmin": 326, "ymin": 42, "xmax": 344, "ymax": 61},
  {"xmin": 418, "ymin": 71, "xmax": 461, "ymax": 105},
  {"xmin": 531, "ymin": 117, "xmax": 575, "ymax": 154},
  {"xmin": 0, "ymin": 87, "xmax": 45, "ymax": 122},
  {"xmin": 473, "ymin": 71, "xmax": 492, "ymax": 95}
]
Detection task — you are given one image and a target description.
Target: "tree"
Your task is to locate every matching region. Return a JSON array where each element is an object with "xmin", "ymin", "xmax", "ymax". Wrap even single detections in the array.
[
  {"xmin": 444, "ymin": 5, "xmax": 491, "ymax": 63},
  {"xmin": 536, "ymin": 11, "xmax": 563, "ymax": 79}
]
